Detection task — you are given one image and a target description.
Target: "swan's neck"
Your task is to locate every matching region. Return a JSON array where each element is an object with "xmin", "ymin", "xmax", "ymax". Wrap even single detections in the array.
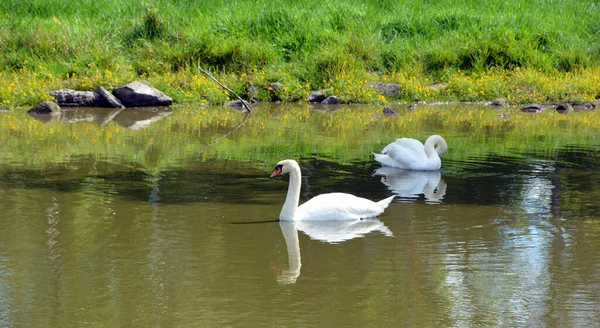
[
  {"xmin": 280, "ymin": 164, "xmax": 301, "ymax": 221},
  {"xmin": 425, "ymin": 135, "xmax": 448, "ymax": 157}
]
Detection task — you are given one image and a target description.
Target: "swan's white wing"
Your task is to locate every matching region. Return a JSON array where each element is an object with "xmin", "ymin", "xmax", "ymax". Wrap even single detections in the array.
[
  {"xmin": 297, "ymin": 193, "xmax": 388, "ymax": 221},
  {"xmin": 381, "ymin": 139, "xmax": 429, "ymax": 169}
]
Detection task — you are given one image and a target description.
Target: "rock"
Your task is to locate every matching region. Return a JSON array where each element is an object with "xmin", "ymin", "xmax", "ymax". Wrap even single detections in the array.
[
  {"xmin": 97, "ymin": 86, "xmax": 125, "ymax": 108},
  {"xmin": 228, "ymin": 99, "xmax": 250, "ymax": 108},
  {"xmin": 491, "ymin": 98, "xmax": 508, "ymax": 107},
  {"xmin": 499, "ymin": 113, "xmax": 510, "ymax": 119},
  {"xmin": 555, "ymin": 103, "xmax": 573, "ymax": 114},
  {"xmin": 321, "ymin": 96, "xmax": 338, "ymax": 105},
  {"xmin": 247, "ymin": 84, "xmax": 259, "ymax": 98},
  {"xmin": 520, "ymin": 104, "xmax": 545, "ymax": 113},
  {"xmin": 268, "ymin": 82, "xmax": 283, "ymax": 91},
  {"xmin": 571, "ymin": 101, "xmax": 597, "ymax": 110},
  {"xmin": 308, "ymin": 91, "xmax": 327, "ymax": 103},
  {"xmin": 112, "ymin": 81, "xmax": 173, "ymax": 107},
  {"xmin": 266, "ymin": 82, "xmax": 284, "ymax": 101},
  {"xmin": 383, "ymin": 106, "xmax": 397, "ymax": 116},
  {"xmin": 27, "ymin": 101, "xmax": 61, "ymax": 114},
  {"xmin": 51, "ymin": 89, "xmax": 104, "ymax": 107},
  {"xmin": 407, "ymin": 104, "xmax": 417, "ymax": 110},
  {"xmin": 364, "ymin": 82, "xmax": 401, "ymax": 97}
]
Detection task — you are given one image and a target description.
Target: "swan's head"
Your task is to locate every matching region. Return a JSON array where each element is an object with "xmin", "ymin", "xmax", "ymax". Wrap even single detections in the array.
[{"xmin": 270, "ymin": 159, "xmax": 298, "ymax": 178}]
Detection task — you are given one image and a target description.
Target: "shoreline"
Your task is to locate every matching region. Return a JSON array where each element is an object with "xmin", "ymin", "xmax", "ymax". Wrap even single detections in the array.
[{"xmin": 1, "ymin": 67, "xmax": 599, "ymax": 110}]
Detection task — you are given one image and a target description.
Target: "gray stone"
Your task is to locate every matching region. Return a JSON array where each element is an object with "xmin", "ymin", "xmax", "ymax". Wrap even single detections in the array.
[
  {"xmin": 383, "ymin": 106, "xmax": 396, "ymax": 115},
  {"xmin": 321, "ymin": 96, "xmax": 338, "ymax": 105},
  {"xmin": 555, "ymin": 103, "xmax": 573, "ymax": 114},
  {"xmin": 365, "ymin": 82, "xmax": 401, "ymax": 97},
  {"xmin": 51, "ymin": 89, "xmax": 104, "ymax": 107},
  {"xmin": 97, "ymin": 86, "xmax": 125, "ymax": 108},
  {"xmin": 571, "ymin": 101, "xmax": 597, "ymax": 110},
  {"xmin": 228, "ymin": 99, "xmax": 250, "ymax": 108},
  {"xmin": 308, "ymin": 91, "xmax": 327, "ymax": 103},
  {"xmin": 268, "ymin": 82, "xmax": 284, "ymax": 91},
  {"xmin": 520, "ymin": 104, "xmax": 545, "ymax": 113},
  {"xmin": 27, "ymin": 101, "xmax": 61, "ymax": 114},
  {"xmin": 491, "ymin": 98, "xmax": 508, "ymax": 107},
  {"xmin": 112, "ymin": 81, "xmax": 173, "ymax": 107}
]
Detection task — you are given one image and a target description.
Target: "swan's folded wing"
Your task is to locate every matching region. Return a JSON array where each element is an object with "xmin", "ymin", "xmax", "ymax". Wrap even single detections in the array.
[
  {"xmin": 297, "ymin": 193, "xmax": 386, "ymax": 221},
  {"xmin": 383, "ymin": 139, "xmax": 429, "ymax": 167}
]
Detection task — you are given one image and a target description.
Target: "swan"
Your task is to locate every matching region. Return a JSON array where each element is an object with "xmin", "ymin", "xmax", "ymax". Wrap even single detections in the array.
[
  {"xmin": 373, "ymin": 135, "xmax": 448, "ymax": 171},
  {"xmin": 374, "ymin": 167, "xmax": 447, "ymax": 203},
  {"xmin": 277, "ymin": 219, "xmax": 393, "ymax": 284},
  {"xmin": 270, "ymin": 159, "xmax": 395, "ymax": 221}
]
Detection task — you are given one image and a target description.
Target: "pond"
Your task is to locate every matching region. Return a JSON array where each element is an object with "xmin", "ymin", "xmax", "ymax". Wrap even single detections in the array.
[{"xmin": 0, "ymin": 103, "xmax": 599, "ymax": 327}]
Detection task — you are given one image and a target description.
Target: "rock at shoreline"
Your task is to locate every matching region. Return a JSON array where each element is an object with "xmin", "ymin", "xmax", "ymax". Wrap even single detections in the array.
[
  {"xmin": 520, "ymin": 104, "xmax": 545, "ymax": 113},
  {"xmin": 308, "ymin": 91, "xmax": 328, "ymax": 103},
  {"xmin": 383, "ymin": 106, "xmax": 397, "ymax": 115},
  {"xmin": 491, "ymin": 98, "xmax": 508, "ymax": 107},
  {"xmin": 97, "ymin": 86, "xmax": 125, "ymax": 108},
  {"xmin": 52, "ymin": 89, "xmax": 105, "ymax": 107},
  {"xmin": 28, "ymin": 101, "xmax": 61, "ymax": 114},
  {"xmin": 321, "ymin": 96, "xmax": 338, "ymax": 105},
  {"xmin": 571, "ymin": 101, "xmax": 597, "ymax": 110},
  {"xmin": 112, "ymin": 80, "xmax": 173, "ymax": 107},
  {"xmin": 364, "ymin": 82, "xmax": 401, "ymax": 98},
  {"xmin": 228, "ymin": 99, "xmax": 251, "ymax": 110},
  {"xmin": 555, "ymin": 103, "xmax": 573, "ymax": 114}
]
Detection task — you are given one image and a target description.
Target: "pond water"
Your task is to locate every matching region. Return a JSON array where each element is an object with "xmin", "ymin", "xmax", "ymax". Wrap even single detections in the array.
[{"xmin": 0, "ymin": 104, "xmax": 599, "ymax": 327}]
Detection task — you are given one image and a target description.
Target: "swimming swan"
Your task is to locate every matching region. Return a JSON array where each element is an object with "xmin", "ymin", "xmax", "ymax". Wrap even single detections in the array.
[
  {"xmin": 373, "ymin": 135, "xmax": 448, "ymax": 171},
  {"xmin": 270, "ymin": 159, "xmax": 395, "ymax": 221}
]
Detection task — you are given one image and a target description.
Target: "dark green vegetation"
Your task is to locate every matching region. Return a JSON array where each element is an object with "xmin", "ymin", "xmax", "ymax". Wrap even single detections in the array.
[{"xmin": 1, "ymin": 0, "xmax": 600, "ymax": 105}]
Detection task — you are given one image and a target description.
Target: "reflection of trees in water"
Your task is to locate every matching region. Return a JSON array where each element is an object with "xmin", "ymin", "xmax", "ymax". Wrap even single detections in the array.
[{"xmin": 442, "ymin": 148, "xmax": 600, "ymax": 218}]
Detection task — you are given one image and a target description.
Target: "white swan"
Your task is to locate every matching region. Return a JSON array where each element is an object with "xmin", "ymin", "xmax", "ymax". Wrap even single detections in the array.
[
  {"xmin": 277, "ymin": 219, "xmax": 393, "ymax": 284},
  {"xmin": 270, "ymin": 159, "xmax": 395, "ymax": 221},
  {"xmin": 374, "ymin": 167, "xmax": 447, "ymax": 203},
  {"xmin": 373, "ymin": 135, "xmax": 448, "ymax": 171}
]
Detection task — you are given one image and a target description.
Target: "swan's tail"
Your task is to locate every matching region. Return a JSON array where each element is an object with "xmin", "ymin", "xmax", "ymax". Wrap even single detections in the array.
[
  {"xmin": 372, "ymin": 153, "xmax": 402, "ymax": 168},
  {"xmin": 376, "ymin": 195, "xmax": 395, "ymax": 209}
]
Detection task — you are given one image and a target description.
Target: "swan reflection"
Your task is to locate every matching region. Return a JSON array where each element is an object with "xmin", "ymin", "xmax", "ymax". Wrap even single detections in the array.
[
  {"xmin": 374, "ymin": 167, "xmax": 447, "ymax": 203},
  {"xmin": 277, "ymin": 219, "xmax": 393, "ymax": 284}
]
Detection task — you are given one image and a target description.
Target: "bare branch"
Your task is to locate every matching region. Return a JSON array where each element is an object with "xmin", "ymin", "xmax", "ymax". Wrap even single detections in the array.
[{"xmin": 198, "ymin": 66, "xmax": 252, "ymax": 113}]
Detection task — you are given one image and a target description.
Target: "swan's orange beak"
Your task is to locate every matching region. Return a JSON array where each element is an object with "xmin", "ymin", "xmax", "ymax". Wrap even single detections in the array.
[{"xmin": 270, "ymin": 166, "xmax": 282, "ymax": 178}]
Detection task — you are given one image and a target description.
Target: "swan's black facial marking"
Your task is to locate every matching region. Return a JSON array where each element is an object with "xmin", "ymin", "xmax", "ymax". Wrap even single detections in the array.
[{"xmin": 270, "ymin": 164, "xmax": 283, "ymax": 178}]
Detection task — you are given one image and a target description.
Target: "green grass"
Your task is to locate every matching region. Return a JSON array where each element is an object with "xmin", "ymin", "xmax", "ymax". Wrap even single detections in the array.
[{"xmin": 1, "ymin": 0, "xmax": 600, "ymax": 106}]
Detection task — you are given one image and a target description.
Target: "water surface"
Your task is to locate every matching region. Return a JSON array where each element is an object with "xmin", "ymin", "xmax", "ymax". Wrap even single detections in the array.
[{"xmin": 0, "ymin": 104, "xmax": 599, "ymax": 327}]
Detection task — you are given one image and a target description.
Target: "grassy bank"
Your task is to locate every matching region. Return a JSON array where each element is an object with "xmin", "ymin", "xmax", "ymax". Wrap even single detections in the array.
[{"xmin": 1, "ymin": 0, "xmax": 600, "ymax": 108}]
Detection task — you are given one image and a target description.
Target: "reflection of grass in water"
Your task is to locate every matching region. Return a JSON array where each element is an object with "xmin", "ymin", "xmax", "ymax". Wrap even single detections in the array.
[{"xmin": 1, "ymin": 104, "xmax": 599, "ymax": 169}]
